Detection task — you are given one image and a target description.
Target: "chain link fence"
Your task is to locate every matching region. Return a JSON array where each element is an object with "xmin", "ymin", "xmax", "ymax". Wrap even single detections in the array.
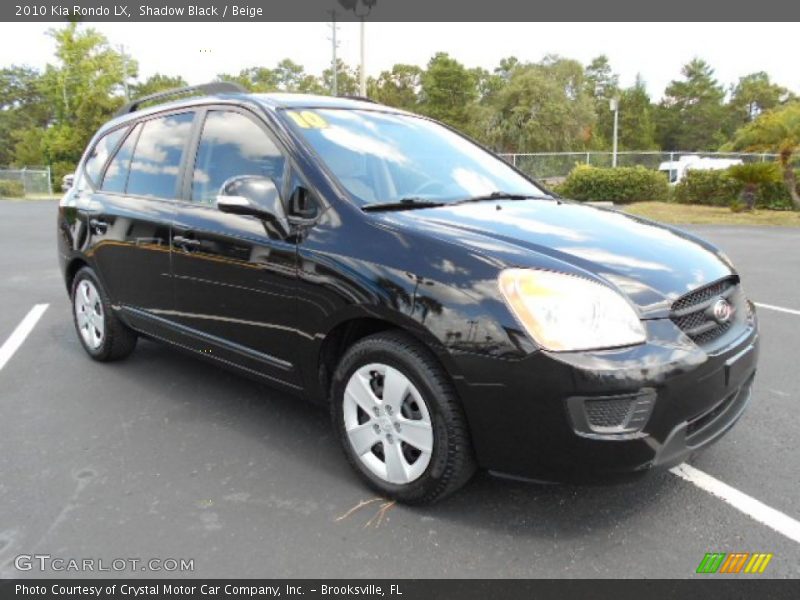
[
  {"xmin": 498, "ymin": 151, "xmax": 780, "ymax": 181},
  {"xmin": 0, "ymin": 167, "xmax": 53, "ymax": 198},
  {"xmin": 0, "ymin": 154, "xmax": 789, "ymax": 198}
]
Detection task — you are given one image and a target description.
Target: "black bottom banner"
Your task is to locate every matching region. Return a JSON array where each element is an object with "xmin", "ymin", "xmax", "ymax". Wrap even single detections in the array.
[{"xmin": 1, "ymin": 580, "xmax": 798, "ymax": 600}]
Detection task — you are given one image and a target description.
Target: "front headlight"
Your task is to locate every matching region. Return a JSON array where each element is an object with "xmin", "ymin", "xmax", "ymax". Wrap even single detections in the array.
[{"xmin": 498, "ymin": 269, "xmax": 646, "ymax": 352}]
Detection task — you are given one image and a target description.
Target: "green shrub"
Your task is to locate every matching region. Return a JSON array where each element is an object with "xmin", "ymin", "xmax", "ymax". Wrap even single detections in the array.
[
  {"xmin": 673, "ymin": 170, "xmax": 738, "ymax": 206},
  {"xmin": 674, "ymin": 166, "xmax": 796, "ymax": 209},
  {"xmin": 555, "ymin": 165, "xmax": 670, "ymax": 204},
  {"xmin": 728, "ymin": 163, "xmax": 781, "ymax": 209},
  {"xmin": 51, "ymin": 161, "xmax": 77, "ymax": 189},
  {"xmin": 0, "ymin": 179, "xmax": 25, "ymax": 198},
  {"xmin": 728, "ymin": 162, "xmax": 781, "ymax": 186},
  {"xmin": 754, "ymin": 179, "xmax": 795, "ymax": 210}
]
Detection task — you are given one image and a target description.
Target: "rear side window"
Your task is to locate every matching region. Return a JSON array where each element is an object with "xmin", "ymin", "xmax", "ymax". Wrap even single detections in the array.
[
  {"xmin": 83, "ymin": 127, "xmax": 127, "ymax": 187},
  {"xmin": 101, "ymin": 124, "xmax": 140, "ymax": 193},
  {"xmin": 127, "ymin": 112, "xmax": 194, "ymax": 199},
  {"xmin": 192, "ymin": 110, "xmax": 286, "ymax": 204}
]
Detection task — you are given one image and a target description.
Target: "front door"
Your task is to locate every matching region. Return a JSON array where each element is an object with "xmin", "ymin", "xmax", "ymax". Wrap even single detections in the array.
[{"xmin": 170, "ymin": 108, "xmax": 303, "ymax": 389}]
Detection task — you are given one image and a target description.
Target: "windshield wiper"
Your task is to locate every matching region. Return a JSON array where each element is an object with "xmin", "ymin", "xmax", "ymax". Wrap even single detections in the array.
[
  {"xmin": 452, "ymin": 191, "xmax": 553, "ymax": 205},
  {"xmin": 362, "ymin": 191, "xmax": 553, "ymax": 212},
  {"xmin": 362, "ymin": 197, "xmax": 446, "ymax": 212}
]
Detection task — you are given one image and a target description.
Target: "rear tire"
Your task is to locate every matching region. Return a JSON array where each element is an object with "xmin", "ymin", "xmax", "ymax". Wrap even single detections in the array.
[
  {"xmin": 71, "ymin": 266, "xmax": 137, "ymax": 361},
  {"xmin": 331, "ymin": 331, "xmax": 475, "ymax": 505}
]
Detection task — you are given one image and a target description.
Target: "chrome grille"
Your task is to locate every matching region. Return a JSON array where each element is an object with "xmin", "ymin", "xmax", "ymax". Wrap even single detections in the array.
[{"xmin": 670, "ymin": 278, "xmax": 737, "ymax": 345}]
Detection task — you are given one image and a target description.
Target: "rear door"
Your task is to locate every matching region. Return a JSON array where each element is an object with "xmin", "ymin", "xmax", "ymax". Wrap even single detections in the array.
[
  {"xmin": 170, "ymin": 107, "xmax": 302, "ymax": 389},
  {"xmin": 88, "ymin": 110, "xmax": 196, "ymax": 335}
]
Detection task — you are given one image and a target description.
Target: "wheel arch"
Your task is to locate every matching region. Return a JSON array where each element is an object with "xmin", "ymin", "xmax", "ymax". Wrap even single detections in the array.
[
  {"xmin": 65, "ymin": 256, "xmax": 90, "ymax": 292},
  {"xmin": 312, "ymin": 311, "xmax": 462, "ymax": 405}
]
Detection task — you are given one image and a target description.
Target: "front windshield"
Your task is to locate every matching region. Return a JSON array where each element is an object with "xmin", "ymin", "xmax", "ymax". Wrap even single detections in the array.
[{"xmin": 281, "ymin": 108, "xmax": 547, "ymax": 206}]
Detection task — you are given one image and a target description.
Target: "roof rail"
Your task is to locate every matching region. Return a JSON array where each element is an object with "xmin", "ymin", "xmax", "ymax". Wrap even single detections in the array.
[
  {"xmin": 114, "ymin": 81, "xmax": 247, "ymax": 117},
  {"xmin": 338, "ymin": 95, "xmax": 379, "ymax": 104}
]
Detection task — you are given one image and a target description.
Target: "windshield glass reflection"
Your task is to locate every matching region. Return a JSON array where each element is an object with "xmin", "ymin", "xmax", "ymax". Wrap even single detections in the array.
[{"xmin": 283, "ymin": 108, "xmax": 546, "ymax": 206}]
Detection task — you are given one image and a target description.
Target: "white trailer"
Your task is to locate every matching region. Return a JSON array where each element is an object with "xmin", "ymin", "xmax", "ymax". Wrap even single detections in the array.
[{"xmin": 658, "ymin": 155, "xmax": 743, "ymax": 184}]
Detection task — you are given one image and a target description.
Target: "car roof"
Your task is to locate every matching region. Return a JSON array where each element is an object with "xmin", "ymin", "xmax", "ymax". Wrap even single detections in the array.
[
  {"xmin": 99, "ymin": 91, "xmax": 405, "ymax": 134},
  {"xmin": 254, "ymin": 93, "xmax": 393, "ymax": 110}
]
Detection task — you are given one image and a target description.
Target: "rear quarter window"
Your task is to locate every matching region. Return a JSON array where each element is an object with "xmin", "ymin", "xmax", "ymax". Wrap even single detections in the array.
[
  {"xmin": 83, "ymin": 127, "xmax": 128, "ymax": 187},
  {"xmin": 101, "ymin": 124, "xmax": 141, "ymax": 194}
]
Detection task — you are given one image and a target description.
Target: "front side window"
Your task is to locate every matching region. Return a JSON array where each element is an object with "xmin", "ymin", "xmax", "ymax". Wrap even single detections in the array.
[
  {"xmin": 83, "ymin": 126, "xmax": 127, "ymax": 187},
  {"xmin": 282, "ymin": 109, "xmax": 547, "ymax": 206},
  {"xmin": 192, "ymin": 110, "xmax": 286, "ymax": 205},
  {"xmin": 126, "ymin": 112, "xmax": 194, "ymax": 199}
]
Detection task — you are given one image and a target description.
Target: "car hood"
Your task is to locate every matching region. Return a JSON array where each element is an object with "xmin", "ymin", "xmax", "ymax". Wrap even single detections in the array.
[{"xmin": 376, "ymin": 199, "xmax": 734, "ymax": 315}]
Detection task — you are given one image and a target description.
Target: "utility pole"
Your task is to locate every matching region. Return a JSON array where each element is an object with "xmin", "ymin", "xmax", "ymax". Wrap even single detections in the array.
[
  {"xmin": 328, "ymin": 11, "xmax": 338, "ymax": 96},
  {"xmin": 61, "ymin": 70, "xmax": 68, "ymax": 115},
  {"xmin": 119, "ymin": 44, "xmax": 130, "ymax": 101},
  {"xmin": 338, "ymin": 0, "xmax": 376, "ymax": 97},
  {"xmin": 359, "ymin": 16, "xmax": 366, "ymax": 96},
  {"xmin": 610, "ymin": 96, "xmax": 620, "ymax": 168}
]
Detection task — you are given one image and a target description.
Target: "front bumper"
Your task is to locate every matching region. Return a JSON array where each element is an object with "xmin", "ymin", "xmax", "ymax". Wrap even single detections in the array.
[{"xmin": 452, "ymin": 314, "xmax": 759, "ymax": 482}]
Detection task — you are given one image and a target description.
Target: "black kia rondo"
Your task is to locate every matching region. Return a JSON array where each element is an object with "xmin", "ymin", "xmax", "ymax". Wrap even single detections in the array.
[{"xmin": 58, "ymin": 83, "xmax": 759, "ymax": 504}]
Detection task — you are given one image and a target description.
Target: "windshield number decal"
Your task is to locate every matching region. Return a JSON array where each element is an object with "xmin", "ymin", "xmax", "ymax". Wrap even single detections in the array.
[{"xmin": 286, "ymin": 111, "xmax": 328, "ymax": 129}]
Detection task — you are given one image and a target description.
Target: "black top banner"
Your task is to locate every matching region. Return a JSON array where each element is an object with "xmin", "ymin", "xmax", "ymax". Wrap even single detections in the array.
[{"xmin": 2, "ymin": 0, "xmax": 800, "ymax": 22}]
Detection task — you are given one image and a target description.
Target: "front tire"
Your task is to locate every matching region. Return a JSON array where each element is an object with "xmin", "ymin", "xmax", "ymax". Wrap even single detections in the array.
[
  {"xmin": 331, "ymin": 331, "xmax": 476, "ymax": 504},
  {"xmin": 71, "ymin": 266, "xmax": 137, "ymax": 361}
]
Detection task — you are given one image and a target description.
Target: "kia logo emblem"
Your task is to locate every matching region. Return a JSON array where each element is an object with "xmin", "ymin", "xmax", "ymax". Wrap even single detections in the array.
[{"xmin": 711, "ymin": 298, "xmax": 734, "ymax": 324}]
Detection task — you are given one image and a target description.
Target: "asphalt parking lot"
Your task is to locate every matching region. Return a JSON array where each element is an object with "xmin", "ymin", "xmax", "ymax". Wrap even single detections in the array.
[{"xmin": 1, "ymin": 200, "xmax": 798, "ymax": 579}]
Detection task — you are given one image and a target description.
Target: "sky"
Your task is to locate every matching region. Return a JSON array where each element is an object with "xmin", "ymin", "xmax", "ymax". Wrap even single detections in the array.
[{"xmin": 0, "ymin": 22, "xmax": 798, "ymax": 99}]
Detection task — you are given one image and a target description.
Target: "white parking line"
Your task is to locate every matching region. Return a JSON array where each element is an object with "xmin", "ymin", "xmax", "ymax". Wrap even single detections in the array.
[
  {"xmin": 0, "ymin": 304, "xmax": 49, "ymax": 372},
  {"xmin": 755, "ymin": 302, "xmax": 800, "ymax": 316},
  {"xmin": 671, "ymin": 463, "xmax": 800, "ymax": 545}
]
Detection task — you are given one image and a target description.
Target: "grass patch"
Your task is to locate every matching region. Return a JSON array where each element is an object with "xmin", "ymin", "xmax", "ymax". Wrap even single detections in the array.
[
  {"xmin": 0, "ymin": 194, "xmax": 58, "ymax": 201},
  {"xmin": 623, "ymin": 202, "xmax": 800, "ymax": 227}
]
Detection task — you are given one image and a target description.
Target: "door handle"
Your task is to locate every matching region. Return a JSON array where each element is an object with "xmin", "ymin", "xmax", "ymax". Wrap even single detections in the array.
[
  {"xmin": 88, "ymin": 218, "xmax": 108, "ymax": 234},
  {"xmin": 173, "ymin": 235, "xmax": 201, "ymax": 249}
]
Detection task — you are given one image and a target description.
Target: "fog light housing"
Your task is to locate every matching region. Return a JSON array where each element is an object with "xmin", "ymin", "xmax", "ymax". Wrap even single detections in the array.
[{"xmin": 566, "ymin": 390, "xmax": 656, "ymax": 438}]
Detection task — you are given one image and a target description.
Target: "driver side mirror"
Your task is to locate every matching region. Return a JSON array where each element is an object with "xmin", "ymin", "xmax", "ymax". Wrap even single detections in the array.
[
  {"xmin": 288, "ymin": 186, "xmax": 319, "ymax": 219},
  {"xmin": 217, "ymin": 176, "xmax": 289, "ymax": 238}
]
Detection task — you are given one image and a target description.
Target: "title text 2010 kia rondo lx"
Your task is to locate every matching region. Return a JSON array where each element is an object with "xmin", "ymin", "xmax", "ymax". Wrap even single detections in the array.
[{"xmin": 58, "ymin": 84, "xmax": 759, "ymax": 504}]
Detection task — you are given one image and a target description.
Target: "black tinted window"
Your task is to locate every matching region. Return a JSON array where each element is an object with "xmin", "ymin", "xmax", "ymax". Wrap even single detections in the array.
[
  {"xmin": 101, "ymin": 124, "xmax": 140, "ymax": 193},
  {"xmin": 192, "ymin": 111, "xmax": 285, "ymax": 204},
  {"xmin": 84, "ymin": 127, "xmax": 127, "ymax": 186},
  {"xmin": 127, "ymin": 112, "xmax": 194, "ymax": 199}
]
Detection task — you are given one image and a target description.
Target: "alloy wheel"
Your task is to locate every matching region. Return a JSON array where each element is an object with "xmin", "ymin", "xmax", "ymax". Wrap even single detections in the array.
[{"xmin": 74, "ymin": 279, "xmax": 105, "ymax": 350}]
